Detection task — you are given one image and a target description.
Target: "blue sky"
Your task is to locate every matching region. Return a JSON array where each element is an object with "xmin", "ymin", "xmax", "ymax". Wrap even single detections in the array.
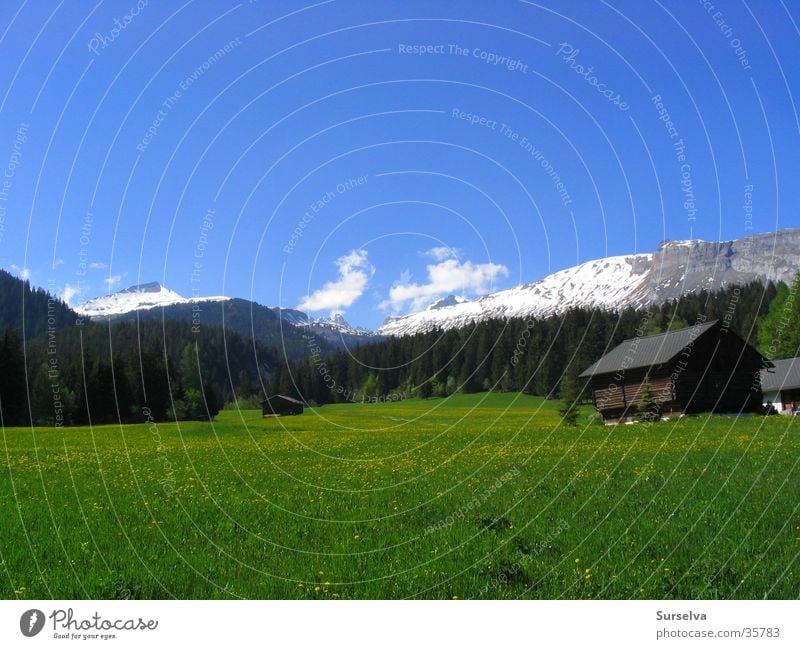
[{"xmin": 0, "ymin": 0, "xmax": 798, "ymax": 328}]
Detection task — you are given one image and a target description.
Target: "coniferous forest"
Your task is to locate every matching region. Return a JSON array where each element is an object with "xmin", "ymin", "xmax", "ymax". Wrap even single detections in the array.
[
  {"xmin": 0, "ymin": 271, "xmax": 276, "ymax": 427},
  {"xmin": 269, "ymin": 280, "xmax": 781, "ymax": 405},
  {"xmin": 0, "ymin": 265, "xmax": 792, "ymax": 428}
]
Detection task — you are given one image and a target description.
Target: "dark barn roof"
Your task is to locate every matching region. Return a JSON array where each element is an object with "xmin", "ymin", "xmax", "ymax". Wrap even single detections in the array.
[
  {"xmin": 760, "ymin": 357, "xmax": 800, "ymax": 392},
  {"xmin": 262, "ymin": 395, "xmax": 305, "ymax": 405},
  {"xmin": 579, "ymin": 320, "xmax": 721, "ymax": 378}
]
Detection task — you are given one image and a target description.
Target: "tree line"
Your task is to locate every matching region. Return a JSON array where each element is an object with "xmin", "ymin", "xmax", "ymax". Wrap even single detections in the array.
[
  {"xmin": 0, "ymin": 318, "xmax": 275, "ymax": 427},
  {"xmin": 2, "ymin": 269, "xmax": 796, "ymax": 427},
  {"xmin": 269, "ymin": 281, "xmax": 781, "ymax": 405}
]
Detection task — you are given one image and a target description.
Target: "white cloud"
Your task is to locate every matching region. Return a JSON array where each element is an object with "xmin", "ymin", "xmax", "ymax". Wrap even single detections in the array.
[
  {"xmin": 89, "ymin": 261, "xmax": 107, "ymax": 269},
  {"xmin": 298, "ymin": 249, "xmax": 374, "ymax": 313},
  {"xmin": 423, "ymin": 246, "xmax": 461, "ymax": 261},
  {"xmin": 60, "ymin": 283, "xmax": 85, "ymax": 306},
  {"xmin": 53, "ymin": 258, "xmax": 64, "ymax": 268},
  {"xmin": 104, "ymin": 274, "xmax": 122, "ymax": 291},
  {"xmin": 11, "ymin": 264, "xmax": 30, "ymax": 280},
  {"xmin": 381, "ymin": 258, "xmax": 509, "ymax": 313}
]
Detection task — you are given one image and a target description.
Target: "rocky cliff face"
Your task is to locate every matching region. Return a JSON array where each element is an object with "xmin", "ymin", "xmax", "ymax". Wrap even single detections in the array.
[
  {"xmin": 635, "ymin": 229, "xmax": 800, "ymax": 305},
  {"xmin": 377, "ymin": 229, "xmax": 800, "ymax": 336}
]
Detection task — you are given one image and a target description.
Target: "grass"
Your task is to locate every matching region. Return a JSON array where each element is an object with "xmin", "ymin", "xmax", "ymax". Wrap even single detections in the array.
[{"xmin": 1, "ymin": 392, "xmax": 798, "ymax": 599}]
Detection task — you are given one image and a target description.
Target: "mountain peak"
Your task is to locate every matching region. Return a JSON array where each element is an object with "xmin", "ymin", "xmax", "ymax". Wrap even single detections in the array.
[
  {"xmin": 120, "ymin": 281, "xmax": 169, "ymax": 294},
  {"xmin": 657, "ymin": 239, "xmax": 701, "ymax": 250},
  {"xmin": 378, "ymin": 229, "xmax": 800, "ymax": 336},
  {"xmin": 75, "ymin": 281, "xmax": 227, "ymax": 318},
  {"xmin": 302, "ymin": 311, "xmax": 373, "ymax": 337},
  {"xmin": 427, "ymin": 295, "xmax": 469, "ymax": 310}
]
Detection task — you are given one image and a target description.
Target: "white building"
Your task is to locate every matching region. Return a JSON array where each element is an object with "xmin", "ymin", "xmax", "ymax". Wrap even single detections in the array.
[{"xmin": 760, "ymin": 357, "xmax": 800, "ymax": 414}]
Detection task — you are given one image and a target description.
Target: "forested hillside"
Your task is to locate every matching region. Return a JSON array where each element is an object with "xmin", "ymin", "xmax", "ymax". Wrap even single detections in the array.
[
  {"xmin": 0, "ymin": 270, "xmax": 789, "ymax": 428},
  {"xmin": 270, "ymin": 282, "xmax": 780, "ymax": 404},
  {"xmin": 0, "ymin": 269, "xmax": 77, "ymax": 336},
  {"xmin": 757, "ymin": 271, "xmax": 800, "ymax": 359},
  {"xmin": 0, "ymin": 319, "xmax": 276, "ymax": 427},
  {"xmin": 111, "ymin": 297, "xmax": 337, "ymax": 361},
  {"xmin": 0, "ymin": 272, "xmax": 275, "ymax": 426}
]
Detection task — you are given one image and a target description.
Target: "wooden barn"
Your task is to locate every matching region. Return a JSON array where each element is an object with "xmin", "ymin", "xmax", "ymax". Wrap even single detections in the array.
[
  {"xmin": 262, "ymin": 395, "xmax": 305, "ymax": 417},
  {"xmin": 579, "ymin": 319, "xmax": 770, "ymax": 423},
  {"xmin": 760, "ymin": 357, "xmax": 800, "ymax": 414}
]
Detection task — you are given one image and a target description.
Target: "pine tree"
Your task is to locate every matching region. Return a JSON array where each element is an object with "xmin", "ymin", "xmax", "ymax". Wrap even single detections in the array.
[
  {"xmin": 180, "ymin": 343, "xmax": 202, "ymax": 392},
  {"xmin": 31, "ymin": 364, "xmax": 55, "ymax": 426},
  {"xmin": 137, "ymin": 345, "xmax": 172, "ymax": 422},
  {"xmin": 360, "ymin": 374, "xmax": 379, "ymax": 401},
  {"xmin": 0, "ymin": 329, "xmax": 28, "ymax": 426},
  {"xmin": 758, "ymin": 274, "xmax": 799, "ymax": 359},
  {"xmin": 417, "ymin": 379, "xmax": 433, "ymax": 399},
  {"xmin": 558, "ymin": 374, "xmax": 580, "ymax": 426},
  {"xmin": 637, "ymin": 375, "xmax": 660, "ymax": 422}
]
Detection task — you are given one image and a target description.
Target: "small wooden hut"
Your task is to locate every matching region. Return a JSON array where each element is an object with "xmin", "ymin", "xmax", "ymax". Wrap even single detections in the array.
[{"xmin": 262, "ymin": 395, "xmax": 305, "ymax": 417}]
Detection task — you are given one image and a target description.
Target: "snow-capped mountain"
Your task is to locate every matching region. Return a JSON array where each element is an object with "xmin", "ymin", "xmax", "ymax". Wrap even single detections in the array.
[
  {"xmin": 74, "ymin": 230, "xmax": 800, "ymax": 340},
  {"xmin": 276, "ymin": 309, "xmax": 374, "ymax": 339},
  {"xmin": 75, "ymin": 282, "xmax": 377, "ymax": 347},
  {"xmin": 378, "ymin": 229, "xmax": 800, "ymax": 336},
  {"xmin": 314, "ymin": 312, "xmax": 372, "ymax": 336},
  {"xmin": 271, "ymin": 307, "xmax": 310, "ymax": 327},
  {"xmin": 75, "ymin": 281, "xmax": 228, "ymax": 317},
  {"xmin": 379, "ymin": 254, "xmax": 652, "ymax": 336},
  {"xmin": 427, "ymin": 295, "xmax": 470, "ymax": 310}
]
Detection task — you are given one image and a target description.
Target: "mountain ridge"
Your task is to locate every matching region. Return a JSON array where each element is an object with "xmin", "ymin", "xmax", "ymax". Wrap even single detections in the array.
[
  {"xmin": 377, "ymin": 229, "xmax": 800, "ymax": 336},
  {"xmin": 74, "ymin": 282, "xmax": 379, "ymax": 354},
  {"xmin": 71, "ymin": 229, "xmax": 800, "ymax": 339}
]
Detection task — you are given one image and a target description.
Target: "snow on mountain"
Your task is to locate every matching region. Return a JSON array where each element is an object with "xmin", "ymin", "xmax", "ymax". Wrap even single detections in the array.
[
  {"xmin": 427, "ymin": 295, "xmax": 470, "ymax": 310},
  {"xmin": 378, "ymin": 254, "xmax": 652, "ymax": 336},
  {"xmin": 377, "ymin": 230, "xmax": 800, "ymax": 337},
  {"xmin": 76, "ymin": 282, "xmax": 375, "ymax": 343},
  {"xmin": 75, "ymin": 282, "xmax": 228, "ymax": 318},
  {"xmin": 270, "ymin": 307, "xmax": 373, "ymax": 337},
  {"xmin": 73, "ymin": 230, "xmax": 800, "ymax": 338},
  {"xmin": 272, "ymin": 307, "xmax": 310, "ymax": 326},
  {"xmin": 305, "ymin": 312, "xmax": 374, "ymax": 338}
]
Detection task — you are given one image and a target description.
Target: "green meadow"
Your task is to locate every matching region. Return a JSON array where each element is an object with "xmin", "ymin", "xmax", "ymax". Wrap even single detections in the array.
[{"xmin": 1, "ymin": 392, "xmax": 797, "ymax": 599}]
